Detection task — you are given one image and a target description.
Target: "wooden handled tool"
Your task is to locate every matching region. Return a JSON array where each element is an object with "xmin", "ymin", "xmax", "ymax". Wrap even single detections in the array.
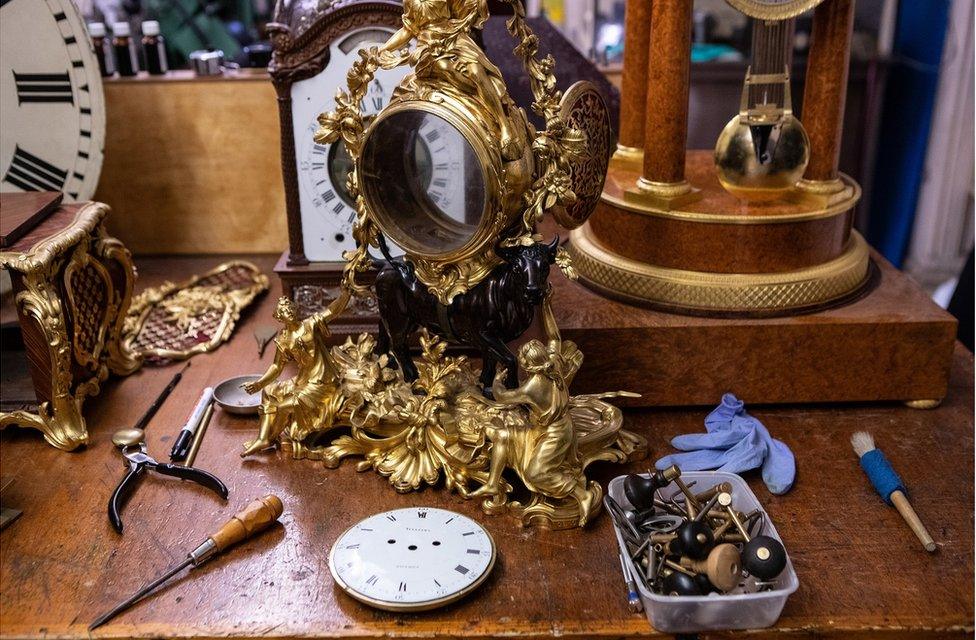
[
  {"xmin": 89, "ymin": 495, "xmax": 284, "ymax": 631},
  {"xmin": 851, "ymin": 431, "xmax": 937, "ymax": 552}
]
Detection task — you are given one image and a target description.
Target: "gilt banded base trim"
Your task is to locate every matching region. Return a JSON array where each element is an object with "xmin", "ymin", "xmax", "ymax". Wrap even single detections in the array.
[{"xmin": 568, "ymin": 224, "xmax": 872, "ymax": 314}]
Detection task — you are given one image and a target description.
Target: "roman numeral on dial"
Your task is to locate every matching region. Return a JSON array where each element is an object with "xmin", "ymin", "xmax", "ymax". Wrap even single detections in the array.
[
  {"xmin": 3, "ymin": 146, "xmax": 67, "ymax": 192},
  {"xmin": 13, "ymin": 71, "xmax": 73, "ymax": 104}
]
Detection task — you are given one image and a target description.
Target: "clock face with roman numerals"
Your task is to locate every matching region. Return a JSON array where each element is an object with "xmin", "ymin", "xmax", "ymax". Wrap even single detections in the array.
[
  {"xmin": 329, "ymin": 507, "xmax": 496, "ymax": 611},
  {"xmin": 0, "ymin": 0, "xmax": 105, "ymax": 201},
  {"xmin": 291, "ymin": 27, "xmax": 409, "ymax": 262},
  {"xmin": 291, "ymin": 27, "xmax": 469, "ymax": 262}
]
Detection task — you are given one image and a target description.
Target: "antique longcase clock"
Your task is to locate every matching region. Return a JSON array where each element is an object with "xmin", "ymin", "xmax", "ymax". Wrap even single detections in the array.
[
  {"xmin": 0, "ymin": 0, "xmax": 106, "ymax": 201},
  {"xmin": 270, "ymin": 0, "xmax": 405, "ymax": 332}
]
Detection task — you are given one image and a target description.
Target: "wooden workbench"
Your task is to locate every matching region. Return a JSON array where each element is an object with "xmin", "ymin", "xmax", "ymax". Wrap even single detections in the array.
[{"xmin": 1, "ymin": 255, "xmax": 973, "ymax": 639}]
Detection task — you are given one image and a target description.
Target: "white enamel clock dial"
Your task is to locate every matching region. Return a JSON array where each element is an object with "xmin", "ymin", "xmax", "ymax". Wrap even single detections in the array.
[
  {"xmin": 0, "ymin": 0, "xmax": 106, "ymax": 201},
  {"xmin": 291, "ymin": 28, "xmax": 409, "ymax": 262},
  {"xmin": 408, "ymin": 117, "xmax": 469, "ymax": 228},
  {"xmin": 329, "ymin": 507, "xmax": 496, "ymax": 611}
]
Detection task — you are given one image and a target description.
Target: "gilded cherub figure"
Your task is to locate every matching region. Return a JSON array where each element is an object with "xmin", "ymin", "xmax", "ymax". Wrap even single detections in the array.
[
  {"xmin": 374, "ymin": 0, "xmax": 523, "ymax": 159},
  {"xmin": 241, "ymin": 296, "xmax": 345, "ymax": 457}
]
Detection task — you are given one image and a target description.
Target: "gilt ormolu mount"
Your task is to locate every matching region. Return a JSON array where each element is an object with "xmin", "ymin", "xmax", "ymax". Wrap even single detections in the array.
[{"xmin": 242, "ymin": 0, "xmax": 644, "ymax": 529}]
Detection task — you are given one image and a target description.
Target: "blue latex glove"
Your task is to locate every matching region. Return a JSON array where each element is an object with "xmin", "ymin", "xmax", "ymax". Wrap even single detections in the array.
[{"xmin": 655, "ymin": 393, "xmax": 796, "ymax": 495}]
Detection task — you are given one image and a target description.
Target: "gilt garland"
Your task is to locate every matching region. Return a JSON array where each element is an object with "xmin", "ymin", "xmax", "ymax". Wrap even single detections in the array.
[{"xmin": 244, "ymin": 0, "xmax": 644, "ymax": 529}]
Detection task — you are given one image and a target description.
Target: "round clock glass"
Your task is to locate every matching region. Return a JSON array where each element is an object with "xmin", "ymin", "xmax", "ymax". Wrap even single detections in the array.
[
  {"xmin": 360, "ymin": 108, "xmax": 481, "ymax": 256},
  {"xmin": 0, "ymin": 0, "xmax": 106, "ymax": 201},
  {"xmin": 329, "ymin": 507, "xmax": 496, "ymax": 611}
]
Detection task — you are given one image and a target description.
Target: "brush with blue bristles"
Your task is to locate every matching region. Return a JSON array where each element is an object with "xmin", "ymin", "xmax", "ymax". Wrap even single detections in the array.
[{"xmin": 851, "ymin": 431, "xmax": 937, "ymax": 552}]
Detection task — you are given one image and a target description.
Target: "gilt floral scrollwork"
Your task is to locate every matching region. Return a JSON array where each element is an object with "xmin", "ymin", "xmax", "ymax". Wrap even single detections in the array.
[
  {"xmin": 0, "ymin": 203, "xmax": 141, "ymax": 450},
  {"xmin": 245, "ymin": 295, "xmax": 646, "ymax": 528}
]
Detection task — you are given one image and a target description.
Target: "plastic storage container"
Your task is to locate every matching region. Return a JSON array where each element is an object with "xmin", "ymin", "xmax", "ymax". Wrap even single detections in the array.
[{"xmin": 608, "ymin": 471, "xmax": 799, "ymax": 634}]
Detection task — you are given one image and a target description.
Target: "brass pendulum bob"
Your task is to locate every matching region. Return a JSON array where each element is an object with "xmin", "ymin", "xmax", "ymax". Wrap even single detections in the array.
[
  {"xmin": 714, "ymin": 18, "xmax": 809, "ymax": 201},
  {"xmin": 714, "ymin": 65, "xmax": 810, "ymax": 201}
]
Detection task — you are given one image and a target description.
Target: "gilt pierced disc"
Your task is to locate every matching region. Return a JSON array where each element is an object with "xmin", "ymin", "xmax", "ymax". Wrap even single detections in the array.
[{"xmin": 554, "ymin": 81, "xmax": 611, "ymax": 230}]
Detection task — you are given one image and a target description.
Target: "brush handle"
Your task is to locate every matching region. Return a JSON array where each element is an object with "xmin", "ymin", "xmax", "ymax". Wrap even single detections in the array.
[
  {"xmin": 890, "ymin": 490, "xmax": 937, "ymax": 553},
  {"xmin": 859, "ymin": 449, "xmax": 905, "ymax": 505}
]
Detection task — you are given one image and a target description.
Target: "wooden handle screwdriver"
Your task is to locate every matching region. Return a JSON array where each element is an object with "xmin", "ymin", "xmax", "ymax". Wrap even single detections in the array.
[{"xmin": 89, "ymin": 495, "xmax": 284, "ymax": 631}]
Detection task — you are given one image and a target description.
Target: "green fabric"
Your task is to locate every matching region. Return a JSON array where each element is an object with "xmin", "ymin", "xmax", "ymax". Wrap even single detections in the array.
[{"xmin": 147, "ymin": 0, "xmax": 251, "ymax": 66}]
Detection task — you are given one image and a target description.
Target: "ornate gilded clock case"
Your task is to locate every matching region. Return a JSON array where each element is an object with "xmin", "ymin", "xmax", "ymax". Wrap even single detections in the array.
[{"xmin": 244, "ymin": 0, "xmax": 645, "ymax": 529}]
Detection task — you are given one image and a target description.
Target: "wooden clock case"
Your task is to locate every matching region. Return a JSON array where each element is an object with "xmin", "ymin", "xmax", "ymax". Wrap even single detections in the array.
[
  {"xmin": 269, "ymin": 0, "xmax": 402, "ymax": 336},
  {"xmin": 560, "ymin": 0, "xmax": 957, "ymax": 408}
]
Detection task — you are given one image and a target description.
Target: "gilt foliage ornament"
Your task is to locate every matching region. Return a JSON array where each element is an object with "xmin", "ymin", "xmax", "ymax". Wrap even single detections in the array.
[{"xmin": 244, "ymin": 0, "xmax": 641, "ymax": 529}]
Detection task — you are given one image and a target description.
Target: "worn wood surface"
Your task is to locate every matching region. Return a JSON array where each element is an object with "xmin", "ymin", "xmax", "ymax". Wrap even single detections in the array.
[
  {"xmin": 95, "ymin": 72, "xmax": 288, "ymax": 255},
  {"xmin": 2, "ymin": 203, "xmax": 83, "ymax": 255},
  {"xmin": 0, "ymin": 254, "xmax": 972, "ymax": 639},
  {"xmin": 589, "ymin": 152, "xmax": 855, "ymax": 274}
]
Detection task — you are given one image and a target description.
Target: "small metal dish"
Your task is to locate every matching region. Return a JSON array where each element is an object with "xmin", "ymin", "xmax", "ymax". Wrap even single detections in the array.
[{"xmin": 213, "ymin": 375, "xmax": 262, "ymax": 415}]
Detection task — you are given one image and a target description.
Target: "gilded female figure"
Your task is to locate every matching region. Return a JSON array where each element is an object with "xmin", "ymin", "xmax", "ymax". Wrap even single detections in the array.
[
  {"xmin": 468, "ymin": 287, "xmax": 598, "ymax": 525},
  {"xmin": 375, "ymin": 0, "xmax": 523, "ymax": 160},
  {"xmin": 241, "ymin": 297, "xmax": 344, "ymax": 457}
]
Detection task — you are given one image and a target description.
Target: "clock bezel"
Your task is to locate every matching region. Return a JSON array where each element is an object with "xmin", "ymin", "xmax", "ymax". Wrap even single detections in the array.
[
  {"xmin": 327, "ymin": 507, "xmax": 497, "ymax": 612},
  {"xmin": 723, "ymin": 0, "xmax": 826, "ymax": 20},
  {"xmin": 358, "ymin": 99, "xmax": 502, "ymax": 261},
  {"xmin": 269, "ymin": 0, "xmax": 404, "ymax": 268}
]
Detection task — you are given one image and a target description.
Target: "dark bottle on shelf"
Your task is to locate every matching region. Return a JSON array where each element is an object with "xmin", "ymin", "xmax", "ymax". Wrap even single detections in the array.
[
  {"xmin": 112, "ymin": 21, "xmax": 139, "ymax": 76},
  {"xmin": 88, "ymin": 22, "xmax": 116, "ymax": 77},
  {"xmin": 141, "ymin": 21, "xmax": 168, "ymax": 75}
]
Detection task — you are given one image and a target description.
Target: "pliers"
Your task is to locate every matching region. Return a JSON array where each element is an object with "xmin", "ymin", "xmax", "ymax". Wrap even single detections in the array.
[{"xmin": 109, "ymin": 433, "xmax": 228, "ymax": 533}]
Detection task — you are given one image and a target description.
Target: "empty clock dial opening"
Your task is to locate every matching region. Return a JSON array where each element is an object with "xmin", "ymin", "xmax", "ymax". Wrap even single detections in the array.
[{"xmin": 360, "ymin": 109, "xmax": 484, "ymax": 255}]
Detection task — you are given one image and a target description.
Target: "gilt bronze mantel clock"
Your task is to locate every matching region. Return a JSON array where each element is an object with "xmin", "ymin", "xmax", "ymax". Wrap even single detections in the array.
[{"xmin": 245, "ymin": 0, "xmax": 645, "ymax": 529}]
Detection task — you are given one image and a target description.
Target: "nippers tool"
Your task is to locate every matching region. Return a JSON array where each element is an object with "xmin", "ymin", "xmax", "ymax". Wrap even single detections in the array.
[{"xmin": 108, "ymin": 428, "xmax": 228, "ymax": 533}]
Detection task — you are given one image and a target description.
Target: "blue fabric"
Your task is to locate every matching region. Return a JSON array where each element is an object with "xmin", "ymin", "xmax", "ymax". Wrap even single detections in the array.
[
  {"xmin": 865, "ymin": 0, "xmax": 951, "ymax": 266},
  {"xmin": 655, "ymin": 393, "xmax": 796, "ymax": 495},
  {"xmin": 859, "ymin": 448, "xmax": 906, "ymax": 506}
]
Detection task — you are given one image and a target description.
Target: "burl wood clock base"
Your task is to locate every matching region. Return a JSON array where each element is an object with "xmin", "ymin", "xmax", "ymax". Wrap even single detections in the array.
[
  {"xmin": 571, "ymin": 152, "xmax": 870, "ymax": 316},
  {"xmin": 555, "ymin": 252, "xmax": 957, "ymax": 408}
]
